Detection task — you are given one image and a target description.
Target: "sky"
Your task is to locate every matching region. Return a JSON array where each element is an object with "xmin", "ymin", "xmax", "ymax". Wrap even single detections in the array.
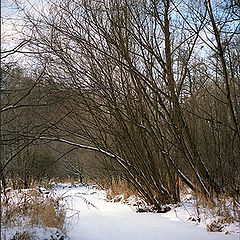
[
  {"xmin": 1, "ymin": 0, "xmax": 47, "ymax": 63},
  {"xmin": 1, "ymin": 0, "xmax": 239, "ymax": 65},
  {"xmin": 2, "ymin": 0, "xmax": 21, "ymax": 38},
  {"xmin": 1, "ymin": 0, "xmax": 26, "ymax": 59}
]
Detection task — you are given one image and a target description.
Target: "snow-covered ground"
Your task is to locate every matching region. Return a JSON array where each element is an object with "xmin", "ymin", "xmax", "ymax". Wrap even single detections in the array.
[
  {"xmin": 2, "ymin": 183, "xmax": 239, "ymax": 239},
  {"xmin": 2, "ymin": 227, "xmax": 69, "ymax": 240},
  {"xmin": 53, "ymin": 183, "xmax": 239, "ymax": 240}
]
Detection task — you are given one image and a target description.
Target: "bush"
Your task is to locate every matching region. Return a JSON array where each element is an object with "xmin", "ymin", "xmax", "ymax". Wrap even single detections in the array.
[{"xmin": 1, "ymin": 188, "xmax": 67, "ymax": 233}]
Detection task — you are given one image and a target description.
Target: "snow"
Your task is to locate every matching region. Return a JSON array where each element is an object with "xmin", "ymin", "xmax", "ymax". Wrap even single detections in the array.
[
  {"xmin": 2, "ymin": 183, "xmax": 239, "ymax": 239},
  {"xmin": 2, "ymin": 227, "xmax": 70, "ymax": 240},
  {"xmin": 54, "ymin": 184, "xmax": 239, "ymax": 240}
]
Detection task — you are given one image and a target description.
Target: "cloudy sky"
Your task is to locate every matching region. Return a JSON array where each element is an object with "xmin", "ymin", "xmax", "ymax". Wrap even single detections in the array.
[{"xmin": 1, "ymin": 0, "xmax": 46, "ymax": 62}]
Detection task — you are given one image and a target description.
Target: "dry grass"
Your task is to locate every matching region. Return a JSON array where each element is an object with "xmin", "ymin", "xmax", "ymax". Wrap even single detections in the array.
[
  {"xmin": 102, "ymin": 177, "xmax": 138, "ymax": 201},
  {"xmin": 197, "ymin": 193, "xmax": 239, "ymax": 220},
  {"xmin": 186, "ymin": 189, "xmax": 240, "ymax": 233},
  {"xmin": 1, "ymin": 188, "xmax": 67, "ymax": 232},
  {"xmin": 177, "ymin": 181, "xmax": 240, "ymax": 232},
  {"xmin": 7, "ymin": 231, "xmax": 33, "ymax": 240}
]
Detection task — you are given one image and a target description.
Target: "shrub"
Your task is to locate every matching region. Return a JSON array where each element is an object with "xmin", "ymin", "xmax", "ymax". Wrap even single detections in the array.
[{"xmin": 1, "ymin": 188, "xmax": 67, "ymax": 233}]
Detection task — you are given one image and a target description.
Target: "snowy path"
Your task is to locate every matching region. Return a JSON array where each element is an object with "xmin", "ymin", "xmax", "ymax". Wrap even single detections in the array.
[{"xmin": 55, "ymin": 185, "xmax": 239, "ymax": 240}]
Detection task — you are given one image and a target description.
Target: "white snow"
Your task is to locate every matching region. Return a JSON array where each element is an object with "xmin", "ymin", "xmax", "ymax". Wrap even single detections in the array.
[
  {"xmin": 2, "ymin": 183, "xmax": 239, "ymax": 239},
  {"xmin": 2, "ymin": 227, "xmax": 70, "ymax": 240},
  {"xmin": 53, "ymin": 184, "xmax": 239, "ymax": 240}
]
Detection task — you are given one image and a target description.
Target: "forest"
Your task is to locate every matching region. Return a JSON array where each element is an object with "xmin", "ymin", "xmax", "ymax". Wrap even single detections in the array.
[{"xmin": 1, "ymin": 0, "xmax": 240, "ymax": 238}]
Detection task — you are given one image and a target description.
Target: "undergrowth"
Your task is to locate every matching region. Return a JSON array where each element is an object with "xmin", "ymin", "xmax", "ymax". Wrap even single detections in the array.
[
  {"xmin": 1, "ymin": 187, "xmax": 67, "ymax": 236},
  {"xmin": 180, "ymin": 186, "xmax": 240, "ymax": 233},
  {"xmin": 102, "ymin": 177, "xmax": 138, "ymax": 202},
  {"xmin": 103, "ymin": 178, "xmax": 240, "ymax": 233}
]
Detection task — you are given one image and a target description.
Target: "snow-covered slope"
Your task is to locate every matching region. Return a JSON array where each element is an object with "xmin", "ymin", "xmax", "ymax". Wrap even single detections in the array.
[{"xmin": 53, "ymin": 184, "xmax": 239, "ymax": 240}]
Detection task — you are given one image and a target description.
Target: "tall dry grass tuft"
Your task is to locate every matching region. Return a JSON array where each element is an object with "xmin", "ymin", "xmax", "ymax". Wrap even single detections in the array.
[
  {"xmin": 41, "ymin": 199, "xmax": 66, "ymax": 230},
  {"xmin": 1, "ymin": 188, "xmax": 67, "ymax": 233},
  {"xmin": 101, "ymin": 177, "xmax": 138, "ymax": 201},
  {"xmin": 187, "ymin": 188, "xmax": 240, "ymax": 232}
]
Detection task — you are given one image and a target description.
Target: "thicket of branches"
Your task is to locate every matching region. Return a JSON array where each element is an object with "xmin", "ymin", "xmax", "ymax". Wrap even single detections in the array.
[{"xmin": 1, "ymin": 0, "xmax": 240, "ymax": 210}]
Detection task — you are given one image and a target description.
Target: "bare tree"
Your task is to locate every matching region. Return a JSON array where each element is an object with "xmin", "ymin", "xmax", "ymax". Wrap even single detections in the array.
[{"xmin": 7, "ymin": 0, "xmax": 240, "ymax": 208}]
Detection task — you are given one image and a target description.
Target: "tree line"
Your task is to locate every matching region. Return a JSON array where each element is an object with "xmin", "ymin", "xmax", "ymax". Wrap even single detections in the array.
[{"xmin": 1, "ymin": 0, "xmax": 239, "ymax": 210}]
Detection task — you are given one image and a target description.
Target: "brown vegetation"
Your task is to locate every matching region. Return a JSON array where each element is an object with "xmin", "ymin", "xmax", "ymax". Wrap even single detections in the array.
[
  {"xmin": 1, "ymin": 0, "xmax": 240, "ymax": 216},
  {"xmin": 1, "ymin": 188, "xmax": 67, "ymax": 232}
]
